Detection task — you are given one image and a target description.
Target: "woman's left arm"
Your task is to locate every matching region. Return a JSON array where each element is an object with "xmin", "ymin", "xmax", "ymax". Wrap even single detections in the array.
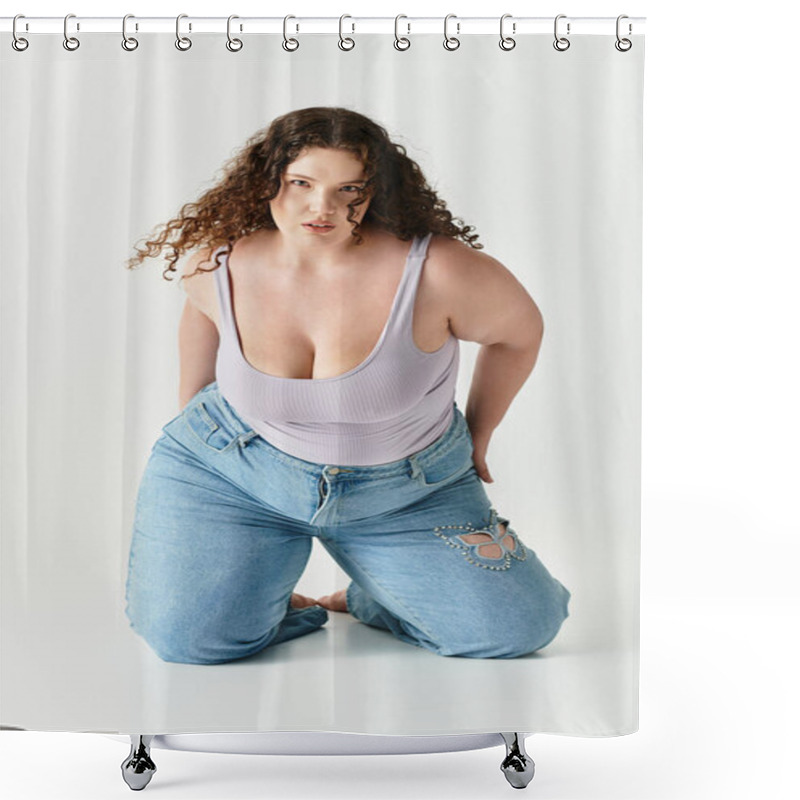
[{"xmin": 432, "ymin": 239, "xmax": 544, "ymax": 482}]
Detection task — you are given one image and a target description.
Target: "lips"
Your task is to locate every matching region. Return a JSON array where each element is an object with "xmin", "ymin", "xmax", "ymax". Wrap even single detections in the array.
[{"xmin": 304, "ymin": 221, "xmax": 335, "ymax": 229}]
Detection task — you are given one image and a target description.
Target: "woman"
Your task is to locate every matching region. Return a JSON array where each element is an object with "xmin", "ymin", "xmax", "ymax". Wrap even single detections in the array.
[{"xmin": 124, "ymin": 106, "xmax": 570, "ymax": 664}]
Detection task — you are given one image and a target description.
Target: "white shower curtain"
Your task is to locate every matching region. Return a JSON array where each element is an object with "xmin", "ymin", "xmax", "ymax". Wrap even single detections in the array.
[{"xmin": 1, "ymin": 26, "xmax": 644, "ymax": 736}]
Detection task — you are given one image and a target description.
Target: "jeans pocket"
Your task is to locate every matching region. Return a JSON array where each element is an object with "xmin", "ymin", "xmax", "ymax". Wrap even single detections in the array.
[
  {"xmin": 183, "ymin": 399, "xmax": 242, "ymax": 453},
  {"xmin": 414, "ymin": 435, "xmax": 474, "ymax": 487}
]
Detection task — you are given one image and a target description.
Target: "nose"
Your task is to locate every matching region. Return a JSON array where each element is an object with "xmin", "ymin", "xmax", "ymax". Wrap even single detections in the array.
[{"xmin": 309, "ymin": 188, "xmax": 337, "ymax": 216}]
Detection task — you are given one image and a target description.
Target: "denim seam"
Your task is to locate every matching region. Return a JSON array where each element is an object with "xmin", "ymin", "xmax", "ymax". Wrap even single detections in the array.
[
  {"xmin": 415, "ymin": 458, "xmax": 473, "ymax": 488},
  {"xmin": 156, "ymin": 430, "xmax": 282, "ymax": 512},
  {"xmin": 248, "ymin": 436, "xmax": 416, "ymax": 481},
  {"xmin": 195, "ymin": 401, "xmax": 220, "ymax": 435},
  {"xmin": 182, "ymin": 414, "xmax": 242, "ymax": 454}
]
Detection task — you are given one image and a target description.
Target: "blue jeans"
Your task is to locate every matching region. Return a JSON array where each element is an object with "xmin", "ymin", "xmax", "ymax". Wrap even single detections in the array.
[{"xmin": 124, "ymin": 382, "xmax": 571, "ymax": 664}]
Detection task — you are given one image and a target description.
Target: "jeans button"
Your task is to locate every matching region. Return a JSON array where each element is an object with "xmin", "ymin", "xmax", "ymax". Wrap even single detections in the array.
[{"xmin": 328, "ymin": 467, "xmax": 340, "ymax": 475}]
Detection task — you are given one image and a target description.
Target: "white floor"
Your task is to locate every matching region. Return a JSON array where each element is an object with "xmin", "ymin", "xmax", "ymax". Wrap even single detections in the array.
[{"xmin": 2, "ymin": 597, "xmax": 795, "ymax": 800}]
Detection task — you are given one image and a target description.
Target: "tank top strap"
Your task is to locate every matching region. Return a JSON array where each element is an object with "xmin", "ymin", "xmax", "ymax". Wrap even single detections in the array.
[
  {"xmin": 390, "ymin": 232, "xmax": 434, "ymax": 337},
  {"xmin": 210, "ymin": 245, "xmax": 236, "ymax": 338}
]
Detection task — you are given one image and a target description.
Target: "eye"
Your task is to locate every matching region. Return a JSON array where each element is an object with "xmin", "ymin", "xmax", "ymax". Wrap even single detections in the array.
[
  {"xmin": 341, "ymin": 185, "xmax": 363, "ymax": 193},
  {"xmin": 289, "ymin": 179, "xmax": 309, "ymax": 187}
]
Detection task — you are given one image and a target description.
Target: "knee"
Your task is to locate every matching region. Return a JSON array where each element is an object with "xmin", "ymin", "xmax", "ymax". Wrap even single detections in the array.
[
  {"xmin": 141, "ymin": 629, "xmax": 278, "ymax": 665},
  {"xmin": 146, "ymin": 635, "xmax": 234, "ymax": 665},
  {"xmin": 434, "ymin": 581, "xmax": 571, "ymax": 659},
  {"xmin": 514, "ymin": 580, "xmax": 572, "ymax": 656},
  {"xmin": 125, "ymin": 608, "xmax": 279, "ymax": 665}
]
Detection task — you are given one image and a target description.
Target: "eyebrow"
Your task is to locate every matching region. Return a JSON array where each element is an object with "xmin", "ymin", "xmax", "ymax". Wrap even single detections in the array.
[{"xmin": 286, "ymin": 173, "xmax": 366, "ymax": 184}]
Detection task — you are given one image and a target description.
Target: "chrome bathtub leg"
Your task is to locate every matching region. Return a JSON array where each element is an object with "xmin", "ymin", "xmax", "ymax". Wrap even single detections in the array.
[
  {"xmin": 121, "ymin": 735, "xmax": 157, "ymax": 791},
  {"xmin": 500, "ymin": 732, "xmax": 535, "ymax": 789}
]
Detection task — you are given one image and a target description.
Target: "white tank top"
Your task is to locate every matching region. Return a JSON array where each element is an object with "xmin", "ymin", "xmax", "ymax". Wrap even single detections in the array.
[{"xmin": 212, "ymin": 232, "xmax": 460, "ymax": 465}]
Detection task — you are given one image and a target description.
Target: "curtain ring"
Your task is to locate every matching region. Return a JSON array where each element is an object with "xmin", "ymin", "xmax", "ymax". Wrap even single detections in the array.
[
  {"xmin": 63, "ymin": 13, "xmax": 80, "ymax": 51},
  {"xmin": 553, "ymin": 14, "xmax": 571, "ymax": 52},
  {"xmin": 443, "ymin": 14, "xmax": 460, "ymax": 51},
  {"xmin": 12, "ymin": 14, "xmax": 29, "ymax": 52},
  {"xmin": 499, "ymin": 14, "xmax": 516, "ymax": 51},
  {"xmin": 615, "ymin": 15, "xmax": 632, "ymax": 52},
  {"xmin": 122, "ymin": 14, "xmax": 139, "ymax": 51},
  {"xmin": 283, "ymin": 15, "xmax": 299, "ymax": 51},
  {"xmin": 394, "ymin": 15, "xmax": 410, "ymax": 51},
  {"xmin": 175, "ymin": 14, "xmax": 192, "ymax": 51},
  {"xmin": 226, "ymin": 15, "xmax": 243, "ymax": 52},
  {"xmin": 338, "ymin": 15, "xmax": 355, "ymax": 51}
]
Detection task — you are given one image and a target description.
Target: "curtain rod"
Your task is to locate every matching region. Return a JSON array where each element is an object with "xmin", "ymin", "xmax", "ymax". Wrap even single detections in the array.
[{"xmin": 1, "ymin": 16, "xmax": 646, "ymax": 36}]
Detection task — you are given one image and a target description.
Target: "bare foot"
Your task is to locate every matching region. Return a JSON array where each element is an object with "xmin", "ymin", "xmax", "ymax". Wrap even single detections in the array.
[
  {"xmin": 314, "ymin": 589, "xmax": 349, "ymax": 613},
  {"xmin": 290, "ymin": 592, "xmax": 320, "ymax": 609}
]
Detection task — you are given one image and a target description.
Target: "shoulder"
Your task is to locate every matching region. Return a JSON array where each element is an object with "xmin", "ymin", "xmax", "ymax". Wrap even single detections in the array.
[
  {"xmin": 179, "ymin": 245, "xmax": 223, "ymax": 278},
  {"xmin": 425, "ymin": 234, "xmax": 543, "ymax": 346},
  {"xmin": 179, "ymin": 246, "xmax": 223, "ymax": 321},
  {"xmin": 425, "ymin": 234, "xmax": 512, "ymax": 294}
]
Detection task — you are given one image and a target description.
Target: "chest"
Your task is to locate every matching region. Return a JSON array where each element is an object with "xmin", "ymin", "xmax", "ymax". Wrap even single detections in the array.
[{"xmin": 197, "ymin": 257, "xmax": 450, "ymax": 380}]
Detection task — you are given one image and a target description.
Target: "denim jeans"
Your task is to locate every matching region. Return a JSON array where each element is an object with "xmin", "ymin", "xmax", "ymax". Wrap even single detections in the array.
[{"xmin": 124, "ymin": 382, "xmax": 571, "ymax": 664}]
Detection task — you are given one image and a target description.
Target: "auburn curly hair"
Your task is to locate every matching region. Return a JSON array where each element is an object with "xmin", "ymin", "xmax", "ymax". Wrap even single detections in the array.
[{"xmin": 125, "ymin": 106, "xmax": 482, "ymax": 281}]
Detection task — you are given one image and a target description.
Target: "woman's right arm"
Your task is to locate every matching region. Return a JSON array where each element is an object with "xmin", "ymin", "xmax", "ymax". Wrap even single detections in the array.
[{"xmin": 178, "ymin": 250, "xmax": 219, "ymax": 410}]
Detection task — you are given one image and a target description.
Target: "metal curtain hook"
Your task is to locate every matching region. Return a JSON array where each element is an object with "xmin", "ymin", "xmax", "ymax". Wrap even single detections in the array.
[
  {"xmin": 443, "ymin": 14, "xmax": 460, "ymax": 51},
  {"xmin": 283, "ymin": 15, "xmax": 299, "ymax": 51},
  {"xmin": 615, "ymin": 14, "xmax": 632, "ymax": 51},
  {"xmin": 338, "ymin": 14, "xmax": 355, "ymax": 51},
  {"xmin": 499, "ymin": 14, "xmax": 516, "ymax": 51},
  {"xmin": 339, "ymin": 14, "xmax": 356, "ymax": 50},
  {"xmin": 12, "ymin": 14, "xmax": 29, "ymax": 51},
  {"xmin": 394, "ymin": 14, "xmax": 410, "ymax": 50},
  {"xmin": 122, "ymin": 14, "xmax": 139, "ymax": 51},
  {"xmin": 63, "ymin": 13, "xmax": 80, "ymax": 51},
  {"xmin": 175, "ymin": 14, "xmax": 192, "ymax": 50},
  {"xmin": 553, "ymin": 14, "xmax": 571, "ymax": 52},
  {"xmin": 227, "ymin": 15, "xmax": 243, "ymax": 51}
]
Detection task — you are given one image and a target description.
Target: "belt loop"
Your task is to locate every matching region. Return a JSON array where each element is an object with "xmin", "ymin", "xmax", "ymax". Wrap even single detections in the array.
[
  {"xmin": 212, "ymin": 385, "xmax": 250, "ymax": 438},
  {"xmin": 408, "ymin": 455, "xmax": 424, "ymax": 481}
]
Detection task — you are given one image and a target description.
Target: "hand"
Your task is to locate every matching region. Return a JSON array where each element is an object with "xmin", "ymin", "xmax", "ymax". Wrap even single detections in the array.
[{"xmin": 470, "ymin": 436, "xmax": 494, "ymax": 483}]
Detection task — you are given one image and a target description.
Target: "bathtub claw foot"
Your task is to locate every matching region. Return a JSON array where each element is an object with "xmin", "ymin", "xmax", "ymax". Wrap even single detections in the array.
[
  {"xmin": 499, "ymin": 732, "xmax": 535, "ymax": 789},
  {"xmin": 121, "ymin": 735, "xmax": 157, "ymax": 790}
]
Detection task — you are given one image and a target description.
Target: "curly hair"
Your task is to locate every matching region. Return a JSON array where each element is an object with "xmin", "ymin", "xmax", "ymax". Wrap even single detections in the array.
[{"xmin": 125, "ymin": 106, "xmax": 483, "ymax": 282}]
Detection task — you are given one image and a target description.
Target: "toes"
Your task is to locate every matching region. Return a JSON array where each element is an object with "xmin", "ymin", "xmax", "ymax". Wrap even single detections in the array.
[{"xmin": 290, "ymin": 593, "xmax": 320, "ymax": 609}]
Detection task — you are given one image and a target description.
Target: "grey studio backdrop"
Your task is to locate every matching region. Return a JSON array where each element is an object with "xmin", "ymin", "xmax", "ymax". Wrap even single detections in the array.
[{"xmin": 0, "ymin": 32, "xmax": 643, "ymax": 735}]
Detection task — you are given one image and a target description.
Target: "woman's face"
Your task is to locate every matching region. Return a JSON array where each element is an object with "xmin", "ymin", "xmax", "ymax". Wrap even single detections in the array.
[{"xmin": 270, "ymin": 147, "xmax": 372, "ymax": 243}]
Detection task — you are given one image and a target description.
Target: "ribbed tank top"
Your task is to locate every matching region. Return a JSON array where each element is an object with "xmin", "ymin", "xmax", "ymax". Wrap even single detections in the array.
[{"xmin": 212, "ymin": 233, "xmax": 460, "ymax": 466}]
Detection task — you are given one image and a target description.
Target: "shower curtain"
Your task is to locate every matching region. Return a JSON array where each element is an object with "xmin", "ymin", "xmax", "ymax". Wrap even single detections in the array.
[{"xmin": 0, "ymin": 21, "xmax": 644, "ymax": 737}]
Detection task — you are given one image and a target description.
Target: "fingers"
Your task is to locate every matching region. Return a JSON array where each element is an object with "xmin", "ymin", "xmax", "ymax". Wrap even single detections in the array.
[{"xmin": 473, "ymin": 458, "xmax": 493, "ymax": 483}]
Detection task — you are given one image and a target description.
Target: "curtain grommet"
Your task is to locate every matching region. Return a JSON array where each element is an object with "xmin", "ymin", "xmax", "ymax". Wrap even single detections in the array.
[
  {"xmin": 121, "ymin": 14, "xmax": 139, "ymax": 51},
  {"xmin": 63, "ymin": 13, "xmax": 80, "ymax": 51},
  {"xmin": 338, "ymin": 14, "xmax": 355, "ymax": 51},
  {"xmin": 553, "ymin": 14, "xmax": 570, "ymax": 52},
  {"xmin": 615, "ymin": 15, "xmax": 633, "ymax": 51},
  {"xmin": 175, "ymin": 14, "xmax": 192, "ymax": 51},
  {"xmin": 283, "ymin": 15, "xmax": 299, "ymax": 51},
  {"xmin": 12, "ymin": 14, "xmax": 29, "ymax": 51},
  {"xmin": 226, "ymin": 15, "xmax": 243, "ymax": 52},
  {"xmin": 499, "ymin": 14, "xmax": 516, "ymax": 51},
  {"xmin": 394, "ymin": 15, "xmax": 411, "ymax": 51},
  {"xmin": 443, "ymin": 14, "xmax": 460, "ymax": 51}
]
